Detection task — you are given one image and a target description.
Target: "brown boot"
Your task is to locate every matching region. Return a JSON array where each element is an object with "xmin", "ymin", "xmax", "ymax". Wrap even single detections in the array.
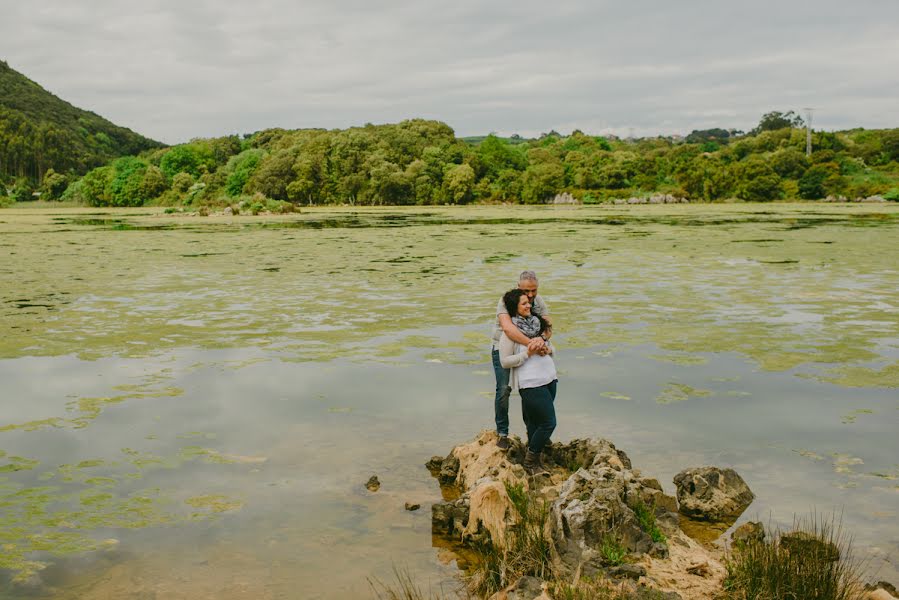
[
  {"xmin": 523, "ymin": 450, "xmax": 549, "ymax": 476},
  {"xmin": 496, "ymin": 436, "xmax": 511, "ymax": 450}
]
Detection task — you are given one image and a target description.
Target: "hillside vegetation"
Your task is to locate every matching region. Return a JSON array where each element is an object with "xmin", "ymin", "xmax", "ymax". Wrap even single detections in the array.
[{"xmin": 0, "ymin": 60, "xmax": 161, "ymax": 199}]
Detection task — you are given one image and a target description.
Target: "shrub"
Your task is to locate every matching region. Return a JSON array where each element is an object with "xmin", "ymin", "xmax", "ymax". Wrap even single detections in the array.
[{"xmin": 724, "ymin": 515, "xmax": 863, "ymax": 600}]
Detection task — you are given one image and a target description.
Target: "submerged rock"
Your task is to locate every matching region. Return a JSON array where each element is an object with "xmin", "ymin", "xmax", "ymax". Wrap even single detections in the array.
[
  {"xmin": 731, "ymin": 521, "xmax": 765, "ymax": 546},
  {"xmin": 404, "ymin": 502, "xmax": 420, "ymax": 511},
  {"xmin": 673, "ymin": 466, "xmax": 754, "ymax": 522},
  {"xmin": 365, "ymin": 475, "xmax": 380, "ymax": 492}
]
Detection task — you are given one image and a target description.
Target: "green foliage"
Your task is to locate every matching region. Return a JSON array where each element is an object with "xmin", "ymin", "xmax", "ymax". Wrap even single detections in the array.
[
  {"xmin": 686, "ymin": 128, "xmax": 733, "ymax": 144},
  {"xmin": 51, "ymin": 108, "xmax": 899, "ymax": 205},
  {"xmin": 724, "ymin": 515, "xmax": 862, "ymax": 600},
  {"xmin": 159, "ymin": 144, "xmax": 215, "ymax": 179},
  {"xmin": 108, "ymin": 156, "xmax": 149, "ymax": 206},
  {"xmin": 172, "ymin": 172, "xmax": 195, "ymax": 193},
  {"xmin": 736, "ymin": 158, "xmax": 783, "ymax": 201},
  {"xmin": 601, "ymin": 534, "xmax": 627, "ymax": 565},
  {"xmin": 799, "ymin": 163, "xmax": 844, "ymax": 199},
  {"xmin": 40, "ymin": 168, "xmax": 69, "ymax": 200},
  {"xmin": 0, "ymin": 60, "xmax": 161, "ymax": 184},
  {"xmin": 633, "ymin": 501, "xmax": 666, "ymax": 544},
  {"xmin": 80, "ymin": 166, "xmax": 114, "ymax": 206},
  {"xmin": 224, "ymin": 149, "xmax": 264, "ymax": 197},
  {"xmin": 753, "ymin": 110, "xmax": 805, "ymax": 133}
]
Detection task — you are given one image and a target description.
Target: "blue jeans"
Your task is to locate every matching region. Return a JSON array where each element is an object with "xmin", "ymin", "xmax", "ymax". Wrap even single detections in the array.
[
  {"xmin": 492, "ymin": 348, "xmax": 511, "ymax": 436},
  {"xmin": 519, "ymin": 379, "xmax": 557, "ymax": 454}
]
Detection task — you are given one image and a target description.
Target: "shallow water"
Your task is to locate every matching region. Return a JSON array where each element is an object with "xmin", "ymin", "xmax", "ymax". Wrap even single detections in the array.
[{"xmin": 0, "ymin": 204, "xmax": 897, "ymax": 598}]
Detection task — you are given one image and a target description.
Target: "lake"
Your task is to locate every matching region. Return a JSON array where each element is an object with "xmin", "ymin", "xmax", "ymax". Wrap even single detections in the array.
[{"xmin": 1, "ymin": 204, "xmax": 897, "ymax": 598}]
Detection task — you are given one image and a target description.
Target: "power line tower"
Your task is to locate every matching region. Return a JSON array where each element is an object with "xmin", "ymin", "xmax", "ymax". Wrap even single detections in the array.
[{"xmin": 803, "ymin": 107, "xmax": 815, "ymax": 157}]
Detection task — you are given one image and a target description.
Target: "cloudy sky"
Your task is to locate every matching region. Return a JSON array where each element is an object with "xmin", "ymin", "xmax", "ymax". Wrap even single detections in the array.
[{"xmin": 3, "ymin": 0, "xmax": 898, "ymax": 144}]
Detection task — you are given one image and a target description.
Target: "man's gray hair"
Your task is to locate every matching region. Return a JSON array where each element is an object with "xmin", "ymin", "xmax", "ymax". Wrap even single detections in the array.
[{"xmin": 519, "ymin": 270, "xmax": 538, "ymax": 283}]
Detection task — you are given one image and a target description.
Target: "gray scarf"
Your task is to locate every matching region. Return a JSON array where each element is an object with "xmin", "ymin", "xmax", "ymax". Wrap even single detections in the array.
[{"xmin": 511, "ymin": 314, "xmax": 541, "ymax": 339}]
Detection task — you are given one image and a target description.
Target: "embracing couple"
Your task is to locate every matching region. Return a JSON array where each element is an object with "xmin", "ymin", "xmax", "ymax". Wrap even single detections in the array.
[{"xmin": 491, "ymin": 270, "xmax": 557, "ymax": 476}]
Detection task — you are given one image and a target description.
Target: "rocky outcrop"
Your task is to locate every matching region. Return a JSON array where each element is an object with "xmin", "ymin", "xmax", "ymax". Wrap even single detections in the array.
[
  {"xmin": 551, "ymin": 192, "xmax": 579, "ymax": 205},
  {"xmin": 673, "ymin": 466, "xmax": 754, "ymax": 522},
  {"xmin": 429, "ymin": 431, "xmax": 731, "ymax": 600}
]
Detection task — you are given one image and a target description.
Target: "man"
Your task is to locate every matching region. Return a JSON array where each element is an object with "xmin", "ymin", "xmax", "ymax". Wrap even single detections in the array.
[{"xmin": 491, "ymin": 270, "xmax": 552, "ymax": 449}]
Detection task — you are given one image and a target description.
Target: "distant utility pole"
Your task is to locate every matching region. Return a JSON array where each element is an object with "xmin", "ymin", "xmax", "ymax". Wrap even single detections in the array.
[{"xmin": 803, "ymin": 107, "xmax": 814, "ymax": 157}]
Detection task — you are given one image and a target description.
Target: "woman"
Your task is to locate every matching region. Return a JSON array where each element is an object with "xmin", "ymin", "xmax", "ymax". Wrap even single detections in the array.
[{"xmin": 498, "ymin": 288, "xmax": 557, "ymax": 476}]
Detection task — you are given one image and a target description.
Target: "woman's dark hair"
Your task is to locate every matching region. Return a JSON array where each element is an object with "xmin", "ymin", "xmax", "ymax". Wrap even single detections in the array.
[{"xmin": 502, "ymin": 288, "xmax": 547, "ymax": 334}]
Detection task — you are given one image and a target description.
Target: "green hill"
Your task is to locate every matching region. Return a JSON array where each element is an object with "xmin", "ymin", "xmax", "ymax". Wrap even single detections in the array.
[{"xmin": 0, "ymin": 60, "xmax": 162, "ymax": 185}]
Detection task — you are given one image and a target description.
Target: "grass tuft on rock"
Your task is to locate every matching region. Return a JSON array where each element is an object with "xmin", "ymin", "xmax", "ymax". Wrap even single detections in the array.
[
  {"xmin": 632, "ymin": 500, "xmax": 666, "ymax": 544},
  {"xmin": 724, "ymin": 514, "xmax": 864, "ymax": 600},
  {"xmin": 465, "ymin": 482, "xmax": 555, "ymax": 597}
]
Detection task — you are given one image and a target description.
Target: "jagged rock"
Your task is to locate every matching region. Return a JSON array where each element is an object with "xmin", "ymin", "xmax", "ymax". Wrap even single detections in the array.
[
  {"xmin": 550, "ymin": 440, "xmax": 679, "ymax": 575},
  {"xmin": 780, "ymin": 530, "xmax": 840, "ymax": 562},
  {"xmin": 673, "ymin": 467, "xmax": 754, "ymax": 522},
  {"xmin": 365, "ymin": 475, "xmax": 380, "ymax": 492},
  {"xmin": 431, "ymin": 497, "xmax": 470, "ymax": 537},
  {"xmin": 430, "ymin": 431, "xmax": 725, "ymax": 600},
  {"xmin": 731, "ymin": 521, "xmax": 765, "ymax": 546},
  {"xmin": 404, "ymin": 502, "xmax": 420, "ymax": 511},
  {"xmin": 438, "ymin": 455, "xmax": 460, "ymax": 485},
  {"xmin": 426, "ymin": 455, "xmax": 444, "ymax": 472}
]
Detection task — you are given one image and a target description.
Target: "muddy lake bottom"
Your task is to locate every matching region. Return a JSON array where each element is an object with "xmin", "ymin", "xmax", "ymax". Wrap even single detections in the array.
[{"xmin": 0, "ymin": 204, "xmax": 897, "ymax": 598}]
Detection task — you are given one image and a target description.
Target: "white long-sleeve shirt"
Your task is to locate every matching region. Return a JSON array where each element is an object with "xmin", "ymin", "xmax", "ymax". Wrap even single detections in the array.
[{"xmin": 498, "ymin": 332, "xmax": 557, "ymax": 392}]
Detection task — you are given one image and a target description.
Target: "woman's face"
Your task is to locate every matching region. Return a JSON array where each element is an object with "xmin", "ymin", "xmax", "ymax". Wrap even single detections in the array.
[{"xmin": 517, "ymin": 294, "xmax": 532, "ymax": 317}]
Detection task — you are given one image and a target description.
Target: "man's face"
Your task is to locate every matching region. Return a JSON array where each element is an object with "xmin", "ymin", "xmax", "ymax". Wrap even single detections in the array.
[{"xmin": 519, "ymin": 279, "xmax": 538, "ymax": 302}]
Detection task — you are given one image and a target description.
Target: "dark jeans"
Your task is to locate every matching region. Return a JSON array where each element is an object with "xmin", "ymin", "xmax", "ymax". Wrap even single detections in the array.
[
  {"xmin": 491, "ymin": 348, "xmax": 511, "ymax": 436},
  {"xmin": 519, "ymin": 379, "xmax": 557, "ymax": 454}
]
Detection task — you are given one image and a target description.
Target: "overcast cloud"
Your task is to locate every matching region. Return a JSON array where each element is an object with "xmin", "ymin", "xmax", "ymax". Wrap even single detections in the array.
[{"xmin": 3, "ymin": 0, "xmax": 898, "ymax": 144}]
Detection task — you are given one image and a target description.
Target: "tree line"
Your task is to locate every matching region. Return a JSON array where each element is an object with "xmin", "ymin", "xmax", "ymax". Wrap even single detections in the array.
[{"xmin": 4, "ymin": 112, "xmax": 899, "ymax": 206}]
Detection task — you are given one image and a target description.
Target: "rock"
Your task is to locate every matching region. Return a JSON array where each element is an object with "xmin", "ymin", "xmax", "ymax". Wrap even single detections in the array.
[
  {"xmin": 731, "ymin": 521, "xmax": 765, "ymax": 546},
  {"xmin": 365, "ymin": 475, "xmax": 380, "ymax": 492},
  {"xmin": 780, "ymin": 530, "xmax": 840, "ymax": 562},
  {"xmin": 431, "ymin": 498, "xmax": 470, "ymax": 537},
  {"xmin": 607, "ymin": 563, "xmax": 646, "ymax": 580},
  {"xmin": 430, "ymin": 431, "xmax": 725, "ymax": 599},
  {"xmin": 404, "ymin": 502, "xmax": 420, "ymax": 511},
  {"xmin": 865, "ymin": 581, "xmax": 898, "ymax": 600},
  {"xmin": 552, "ymin": 192, "xmax": 579, "ymax": 205},
  {"xmin": 425, "ymin": 455, "xmax": 444, "ymax": 473},
  {"xmin": 685, "ymin": 561, "xmax": 711, "ymax": 577},
  {"xmin": 223, "ymin": 206, "xmax": 233, "ymax": 216},
  {"xmin": 438, "ymin": 455, "xmax": 460, "ymax": 485},
  {"xmin": 673, "ymin": 467, "xmax": 754, "ymax": 522},
  {"xmin": 488, "ymin": 575, "xmax": 548, "ymax": 600}
]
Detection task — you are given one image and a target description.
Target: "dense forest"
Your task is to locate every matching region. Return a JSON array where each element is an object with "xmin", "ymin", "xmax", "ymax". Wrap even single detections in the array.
[
  {"xmin": 38, "ymin": 116, "xmax": 896, "ymax": 207},
  {"xmin": 0, "ymin": 60, "xmax": 161, "ymax": 199},
  {"xmin": 1, "ymin": 60, "xmax": 898, "ymax": 206}
]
